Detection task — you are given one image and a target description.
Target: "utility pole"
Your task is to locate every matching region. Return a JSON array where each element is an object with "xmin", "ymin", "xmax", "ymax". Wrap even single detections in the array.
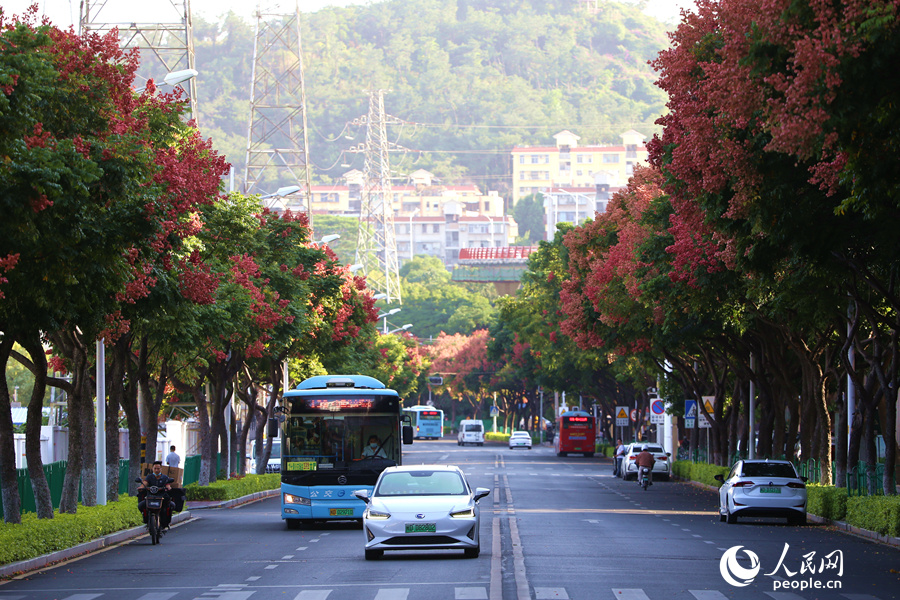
[
  {"xmin": 350, "ymin": 90, "xmax": 405, "ymax": 304},
  {"xmin": 244, "ymin": 2, "xmax": 313, "ymax": 223},
  {"xmin": 80, "ymin": 0, "xmax": 198, "ymax": 122}
]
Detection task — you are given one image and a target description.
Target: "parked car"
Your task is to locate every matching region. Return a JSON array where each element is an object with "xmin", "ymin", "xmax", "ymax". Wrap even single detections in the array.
[
  {"xmin": 508, "ymin": 431, "xmax": 533, "ymax": 450},
  {"xmin": 621, "ymin": 443, "xmax": 671, "ymax": 481},
  {"xmin": 354, "ymin": 465, "xmax": 490, "ymax": 560},
  {"xmin": 714, "ymin": 459, "xmax": 807, "ymax": 525}
]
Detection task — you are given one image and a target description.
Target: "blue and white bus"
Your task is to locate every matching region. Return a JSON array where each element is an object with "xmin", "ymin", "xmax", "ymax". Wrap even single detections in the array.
[
  {"xmin": 275, "ymin": 375, "xmax": 413, "ymax": 529},
  {"xmin": 403, "ymin": 405, "xmax": 445, "ymax": 440}
]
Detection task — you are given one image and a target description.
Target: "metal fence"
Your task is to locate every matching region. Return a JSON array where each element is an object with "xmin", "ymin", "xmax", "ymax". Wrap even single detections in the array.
[{"xmin": 0, "ymin": 453, "xmax": 235, "ymax": 518}]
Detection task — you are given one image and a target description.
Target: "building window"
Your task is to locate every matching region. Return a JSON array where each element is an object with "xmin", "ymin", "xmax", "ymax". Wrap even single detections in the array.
[
  {"xmin": 531, "ymin": 155, "xmax": 540, "ymax": 164},
  {"xmin": 603, "ymin": 154, "xmax": 620, "ymax": 163},
  {"xmin": 519, "ymin": 155, "xmax": 525, "ymax": 164}
]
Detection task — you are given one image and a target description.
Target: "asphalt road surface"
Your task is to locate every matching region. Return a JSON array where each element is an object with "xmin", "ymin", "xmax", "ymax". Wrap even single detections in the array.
[{"xmin": 1, "ymin": 439, "xmax": 897, "ymax": 600}]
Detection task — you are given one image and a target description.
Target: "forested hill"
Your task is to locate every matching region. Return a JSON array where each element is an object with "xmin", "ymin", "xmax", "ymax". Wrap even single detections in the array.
[{"xmin": 192, "ymin": 0, "xmax": 670, "ymax": 196}]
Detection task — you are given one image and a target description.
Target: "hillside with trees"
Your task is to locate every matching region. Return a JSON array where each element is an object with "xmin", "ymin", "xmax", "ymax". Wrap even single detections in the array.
[{"xmin": 192, "ymin": 0, "xmax": 669, "ymax": 196}]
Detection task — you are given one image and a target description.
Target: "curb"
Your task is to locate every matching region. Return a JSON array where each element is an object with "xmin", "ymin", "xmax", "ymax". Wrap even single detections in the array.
[
  {"xmin": 0, "ymin": 489, "xmax": 280, "ymax": 579},
  {"xmin": 676, "ymin": 477, "xmax": 900, "ymax": 549}
]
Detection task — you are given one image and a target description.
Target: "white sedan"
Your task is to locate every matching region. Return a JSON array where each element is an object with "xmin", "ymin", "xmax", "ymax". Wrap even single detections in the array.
[
  {"xmin": 508, "ymin": 431, "xmax": 533, "ymax": 449},
  {"xmin": 714, "ymin": 459, "xmax": 807, "ymax": 525},
  {"xmin": 354, "ymin": 465, "xmax": 490, "ymax": 560},
  {"xmin": 621, "ymin": 443, "xmax": 671, "ymax": 480}
]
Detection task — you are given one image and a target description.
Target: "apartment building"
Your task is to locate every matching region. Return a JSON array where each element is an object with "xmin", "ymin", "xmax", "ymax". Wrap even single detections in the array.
[{"xmin": 511, "ymin": 129, "xmax": 649, "ymax": 205}]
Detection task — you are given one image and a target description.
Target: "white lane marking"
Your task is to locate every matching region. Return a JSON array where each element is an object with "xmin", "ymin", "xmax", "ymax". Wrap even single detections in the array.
[
  {"xmin": 704, "ymin": 541, "xmax": 715, "ymax": 544},
  {"xmin": 245, "ymin": 577, "xmax": 261, "ymax": 582},
  {"xmin": 282, "ymin": 555, "xmax": 294, "ymax": 559},
  {"xmin": 309, "ymin": 538, "xmax": 320, "ymax": 542},
  {"xmin": 320, "ymin": 532, "xmax": 330, "ymax": 536},
  {"xmin": 59, "ymin": 596, "xmax": 102, "ymax": 600},
  {"xmin": 842, "ymin": 596, "xmax": 881, "ymax": 600},
  {"xmin": 374, "ymin": 590, "xmax": 410, "ymax": 600},
  {"xmin": 682, "ymin": 528, "xmax": 691, "ymax": 531},
  {"xmin": 535, "ymin": 588, "xmax": 569, "ymax": 599},
  {"xmin": 136, "ymin": 595, "xmax": 178, "ymax": 600},
  {"xmin": 293, "ymin": 591, "xmax": 332, "ymax": 600},
  {"xmin": 265, "ymin": 564, "xmax": 278, "ymax": 569},
  {"xmin": 455, "ymin": 588, "xmax": 488, "ymax": 599},
  {"xmin": 196, "ymin": 594, "xmax": 254, "ymax": 600},
  {"xmin": 296, "ymin": 546, "xmax": 308, "ymax": 551},
  {"xmin": 689, "ymin": 592, "xmax": 729, "ymax": 600},
  {"xmin": 611, "ymin": 590, "xmax": 650, "ymax": 600},
  {"xmin": 440, "ymin": 454, "xmax": 449, "ymax": 460},
  {"xmin": 692, "ymin": 534, "xmax": 702, "ymax": 538},
  {"xmin": 490, "ymin": 517, "xmax": 501, "ymax": 600}
]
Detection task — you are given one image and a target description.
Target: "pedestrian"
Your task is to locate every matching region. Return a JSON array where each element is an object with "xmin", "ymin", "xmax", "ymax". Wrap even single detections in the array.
[
  {"xmin": 165, "ymin": 445, "xmax": 181, "ymax": 469},
  {"xmin": 613, "ymin": 439, "xmax": 626, "ymax": 476}
]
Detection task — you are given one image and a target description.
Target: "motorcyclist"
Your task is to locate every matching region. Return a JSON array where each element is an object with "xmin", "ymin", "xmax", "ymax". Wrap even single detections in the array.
[
  {"xmin": 139, "ymin": 461, "xmax": 175, "ymax": 528},
  {"xmin": 635, "ymin": 444, "xmax": 655, "ymax": 485}
]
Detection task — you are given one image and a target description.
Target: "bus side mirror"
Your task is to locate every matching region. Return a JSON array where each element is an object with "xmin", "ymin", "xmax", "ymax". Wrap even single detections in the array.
[
  {"xmin": 267, "ymin": 418, "xmax": 279, "ymax": 439},
  {"xmin": 402, "ymin": 425, "xmax": 413, "ymax": 445}
]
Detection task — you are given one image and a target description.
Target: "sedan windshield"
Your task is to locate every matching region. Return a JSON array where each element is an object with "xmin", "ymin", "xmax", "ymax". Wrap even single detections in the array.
[
  {"xmin": 376, "ymin": 471, "xmax": 467, "ymax": 496},
  {"xmin": 740, "ymin": 463, "xmax": 797, "ymax": 478}
]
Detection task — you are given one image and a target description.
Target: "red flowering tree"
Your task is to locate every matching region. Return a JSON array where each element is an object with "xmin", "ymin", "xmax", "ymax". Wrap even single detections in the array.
[{"xmin": 0, "ymin": 11, "xmax": 227, "ymax": 519}]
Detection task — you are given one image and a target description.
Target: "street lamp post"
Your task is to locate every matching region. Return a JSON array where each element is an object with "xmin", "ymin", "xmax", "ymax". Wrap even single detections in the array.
[
  {"xmin": 377, "ymin": 307, "xmax": 401, "ymax": 333},
  {"xmin": 486, "ymin": 215, "xmax": 495, "ymax": 247},
  {"xmin": 387, "ymin": 324, "xmax": 413, "ymax": 335}
]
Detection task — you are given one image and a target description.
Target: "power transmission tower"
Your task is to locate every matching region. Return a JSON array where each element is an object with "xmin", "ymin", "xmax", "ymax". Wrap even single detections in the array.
[
  {"xmin": 79, "ymin": 0, "xmax": 198, "ymax": 121},
  {"xmin": 351, "ymin": 90, "xmax": 405, "ymax": 304},
  {"xmin": 244, "ymin": 2, "xmax": 312, "ymax": 223}
]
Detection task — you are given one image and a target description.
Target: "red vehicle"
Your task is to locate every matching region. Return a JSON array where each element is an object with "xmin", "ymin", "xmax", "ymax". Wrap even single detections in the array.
[{"xmin": 554, "ymin": 411, "xmax": 596, "ymax": 457}]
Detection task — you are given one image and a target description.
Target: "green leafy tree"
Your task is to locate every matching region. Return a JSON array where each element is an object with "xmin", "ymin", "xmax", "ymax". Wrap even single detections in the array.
[{"xmin": 512, "ymin": 194, "xmax": 545, "ymax": 244}]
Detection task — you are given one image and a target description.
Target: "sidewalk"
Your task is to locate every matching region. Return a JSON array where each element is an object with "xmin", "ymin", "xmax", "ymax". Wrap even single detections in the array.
[{"xmin": 0, "ymin": 489, "xmax": 280, "ymax": 579}]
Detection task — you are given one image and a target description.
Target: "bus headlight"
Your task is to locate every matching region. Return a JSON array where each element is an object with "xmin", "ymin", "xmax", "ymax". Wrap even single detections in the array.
[
  {"xmin": 450, "ymin": 507, "xmax": 475, "ymax": 518},
  {"xmin": 284, "ymin": 493, "xmax": 311, "ymax": 506}
]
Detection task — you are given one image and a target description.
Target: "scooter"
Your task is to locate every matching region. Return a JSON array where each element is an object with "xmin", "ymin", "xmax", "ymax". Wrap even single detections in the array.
[
  {"xmin": 638, "ymin": 466, "xmax": 652, "ymax": 491},
  {"xmin": 135, "ymin": 476, "xmax": 173, "ymax": 545}
]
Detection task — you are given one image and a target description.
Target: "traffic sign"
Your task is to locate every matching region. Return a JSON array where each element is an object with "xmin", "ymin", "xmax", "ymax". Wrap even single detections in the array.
[
  {"xmin": 629, "ymin": 408, "xmax": 638, "ymax": 423},
  {"xmin": 490, "ymin": 405, "xmax": 499, "ymax": 417},
  {"xmin": 699, "ymin": 396, "xmax": 714, "ymax": 428},
  {"xmin": 615, "ymin": 406, "xmax": 629, "ymax": 426},
  {"xmin": 685, "ymin": 399, "xmax": 696, "ymax": 429},
  {"xmin": 650, "ymin": 399, "xmax": 665, "ymax": 424}
]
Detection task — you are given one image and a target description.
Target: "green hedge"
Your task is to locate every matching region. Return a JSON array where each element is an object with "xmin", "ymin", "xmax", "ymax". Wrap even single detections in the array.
[
  {"xmin": 485, "ymin": 432, "xmax": 510, "ymax": 442},
  {"xmin": 672, "ymin": 460, "xmax": 730, "ymax": 487},
  {"xmin": 846, "ymin": 495, "xmax": 900, "ymax": 538},
  {"xmin": 183, "ymin": 474, "xmax": 280, "ymax": 501},
  {"xmin": 0, "ymin": 497, "xmax": 142, "ymax": 566},
  {"xmin": 806, "ymin": 484, "xmax": 848, "ymax": 521}
]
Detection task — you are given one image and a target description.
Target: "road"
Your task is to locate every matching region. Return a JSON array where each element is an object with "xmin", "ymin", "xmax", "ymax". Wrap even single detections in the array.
[{"xmin": 1, "ymin": 439, "xmax": 897, "ymax": 600}]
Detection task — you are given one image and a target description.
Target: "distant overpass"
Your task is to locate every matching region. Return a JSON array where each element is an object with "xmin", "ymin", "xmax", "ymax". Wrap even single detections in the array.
[{"xmin": 451, "ymin": 246, "xmax": 537, "ymax": 295}]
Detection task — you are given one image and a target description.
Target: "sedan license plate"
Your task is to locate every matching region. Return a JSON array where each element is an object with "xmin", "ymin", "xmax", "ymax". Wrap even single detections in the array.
[
  {"xmin": 760, "ymin": 486, "xmax": 781, "ymax": 494},
  {"xmin": 405, "ymin": 522, "xmax": 436, "ymax": 533},
  {"xmin": 329, "ymin": 508, "xmax": 354, "ymax": 516}
]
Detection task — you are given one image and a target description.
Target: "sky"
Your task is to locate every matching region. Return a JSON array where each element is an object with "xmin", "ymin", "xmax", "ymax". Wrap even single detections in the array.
[{"xmin": 1, "ymin": 0, "xmax": 692, "ymax": 30}]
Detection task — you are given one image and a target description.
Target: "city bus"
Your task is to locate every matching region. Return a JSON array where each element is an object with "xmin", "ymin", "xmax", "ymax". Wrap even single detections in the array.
[
  {"xmin": 554, "ymin": 410, "xmax": 596, "ymax": 457},
  {"xmin": 274, "ymin": 374, "xmax": 413, "ymax": 529},
  {"xmin": 403, "ymin": 405, "xmax": 444, "ymax": 439}
]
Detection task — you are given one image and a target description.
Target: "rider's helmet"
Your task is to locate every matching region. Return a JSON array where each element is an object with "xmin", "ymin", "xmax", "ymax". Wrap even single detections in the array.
[{"xmin": 641, "ymin": 444, "xmax": 649, "ymax": 451}]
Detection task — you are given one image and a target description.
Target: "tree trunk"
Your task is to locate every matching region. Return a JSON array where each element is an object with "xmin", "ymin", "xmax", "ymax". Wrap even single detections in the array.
[
  {"xmin": 0, "ymin": 337, "xmax": 22, "ymax": 523},
  {"xmin": 55, "ymin": 330, "xmax": 87, "ymax": 514},
  {"xmin": 20, "ymin": 337, "xmax": 54, "ymax": 518}
]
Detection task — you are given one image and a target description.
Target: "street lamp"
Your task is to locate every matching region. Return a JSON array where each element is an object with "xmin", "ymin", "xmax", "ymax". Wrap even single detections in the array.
[
  {"xmin": 349, "ymin": 264, "xmax": 364, "ymax": 273},
  {"xmin": 387, "ymin": 324, "xmax": 413, "ymax": 335},
  {"xmin": 317, "ymin": 234, "xmax": 340, "ymax": 245},
  {"xmin": 259, "ymin": 185, "xmax": 302, "ymax": 211},
  {"xmin": 377, "ymin": 307, "xmax": 401, "ymax": 333}
]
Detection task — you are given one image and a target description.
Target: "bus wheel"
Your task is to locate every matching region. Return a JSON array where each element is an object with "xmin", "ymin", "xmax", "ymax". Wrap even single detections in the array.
[
  {"xmin": 365, "ymin": 549, "xmax": 383, "ymax": 560},
  {"xmin": 286, "ymin": 519, "xmax": 302, "ymax": 530}
]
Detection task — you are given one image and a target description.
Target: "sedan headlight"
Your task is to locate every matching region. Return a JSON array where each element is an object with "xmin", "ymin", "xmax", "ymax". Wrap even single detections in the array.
[
  {"xmin": 450, "ymin": 507, "xmax": 475, "ymax": 518},
  {"xmin": 283, "ymin": 493, "xmax": 311, "ymax": 506},
  {"xmin": 366, "ymin": 510, "xmax": 391, "ymax": 520}
]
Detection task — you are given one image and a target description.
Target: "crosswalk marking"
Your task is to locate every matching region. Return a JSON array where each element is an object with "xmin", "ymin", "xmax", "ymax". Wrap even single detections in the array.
[
  {"xmin": 61, "ymin": 596, "xmax": 102, "ymax": 600},
  {"xmin": 535, "ymin": 588, "xmax": 569, "ymax": 599},
  {"xmin": 195, "ymin": 593, "xmax": 254, "ymax": 600},
  {"xmin": 373, "ymin": 590, "xmax": 409, "ymax": 600},
  {"xmin": 136, "ymin": 594, "xmax": 178, "ymax": 600},
  {"xmin": 689, "ymin": 591, "xmax": 729, "ymax": 600},
  {"xmin": 610, "ymin": 590, "xmax": 650, "ymax": 600},
  {"xmin": 293, "ymin": 591, "xmax": 331, "ymax": 600},
  {"xmin": 455, "ymin": 587, "xmax": 488, "ymax": 599}
]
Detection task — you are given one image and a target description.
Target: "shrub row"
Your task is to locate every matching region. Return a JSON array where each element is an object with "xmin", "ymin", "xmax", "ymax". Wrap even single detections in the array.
[
  {"xmin": 183, "ymin": 474, "xmax": 280, "ymax": 501},
  {"xmin": 672, "ymin": 460, "xmax": 730, "ymax": 487},
  {"xmin": 0, "ymin": 497, "xmax": 142, "ymax": 567},
  {"xmin": 846, "ymin": 495, "xmax": 900, "ymax": 538}
]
